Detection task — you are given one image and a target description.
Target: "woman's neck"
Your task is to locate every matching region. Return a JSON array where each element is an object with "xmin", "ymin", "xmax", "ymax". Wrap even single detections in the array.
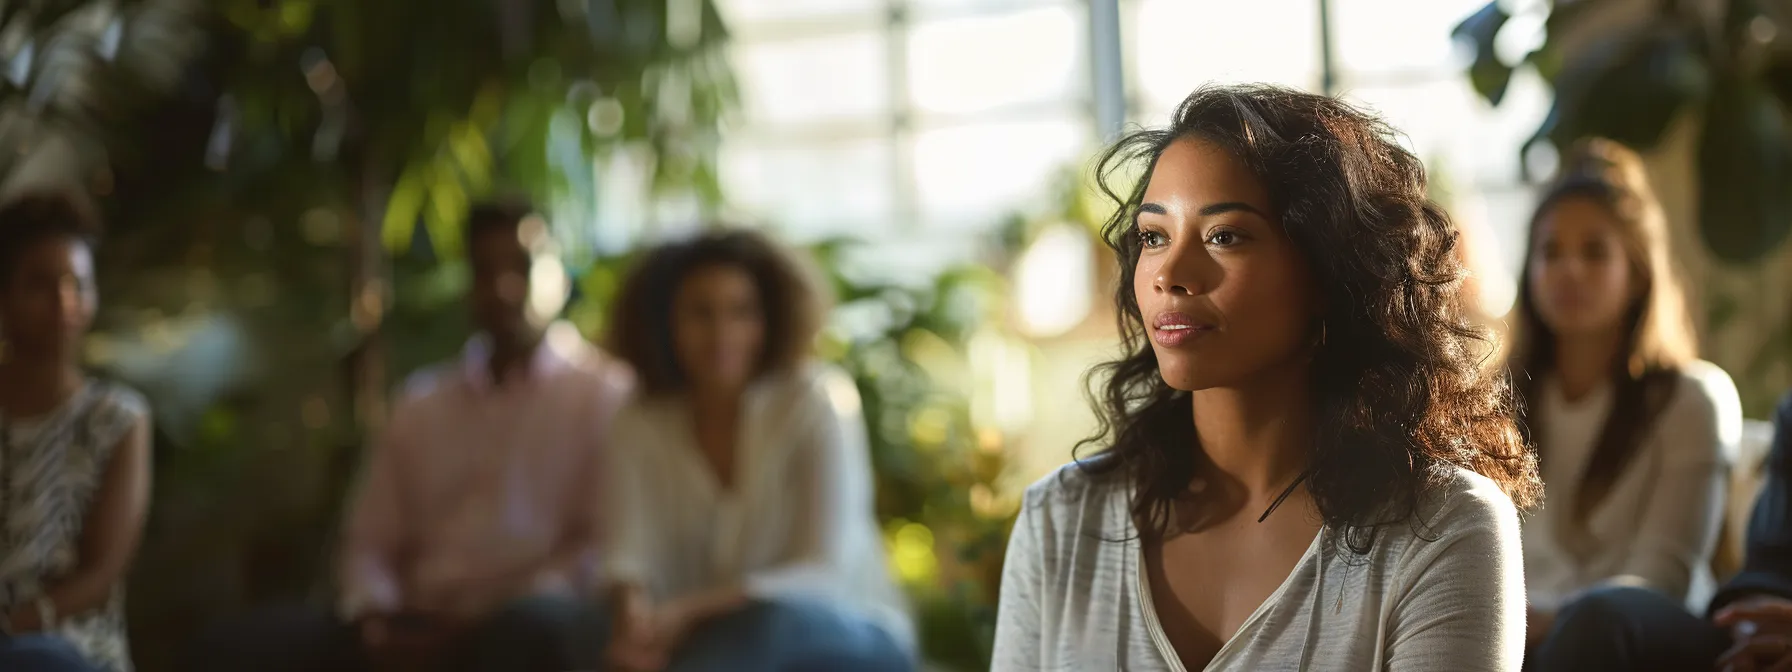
[
  {"xmin": 1554, "ymin": 328, "xmax": 1624, "ymax": 401},
  {"xmin": 1189, "ymin": 364, "xmax": 1313, "ymax": 498},
  {"xmin": 688, "ymin": 382, "xmax": 746, "ymax": 488},
  {"xmin": 0, "ymin": 354, "xmax": 83, "ymax": 417},
  {"xmin": 690, "ymin": 383, "xmax": 745, "ymax": 424}
]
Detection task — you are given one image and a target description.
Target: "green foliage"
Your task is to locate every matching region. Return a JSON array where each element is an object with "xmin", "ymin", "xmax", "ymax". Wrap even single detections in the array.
[
  {"xmin": 1454, "ymin": 3, "xmax": 1515, "ymax": 105},
  {"xmin": 815, "ymin": 247, "xmax": 1018, "ymax": 670},
  {"xmin": 213, "ymin": 0, "xmax": 736, "ymax": 250},
  {"xmin": 1698, "ymin": 73, "xmax": 1792, "ymax": 261},
  {"xmin": 1455, "ymin": 0, "xmax": 1792, "ymax": 263},
  {"xmin": 0, "ymin": 0, "xmax": 202, "ymax": 189}
]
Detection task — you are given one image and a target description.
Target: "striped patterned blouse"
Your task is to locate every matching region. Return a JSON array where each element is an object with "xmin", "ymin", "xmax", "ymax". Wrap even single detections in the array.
[{"xmin": 0, "ymin": 380, "xmax": 148, "ymax": 672}]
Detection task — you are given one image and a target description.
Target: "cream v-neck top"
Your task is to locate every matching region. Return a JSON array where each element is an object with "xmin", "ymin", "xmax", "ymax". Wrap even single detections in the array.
[
  {"xmin": 601, "ymin": 364, "xmax": 913, "ymax": 650},
  {"xmin": 992, "ymin": 462, "xmax": 1525, "ymax": 671}
]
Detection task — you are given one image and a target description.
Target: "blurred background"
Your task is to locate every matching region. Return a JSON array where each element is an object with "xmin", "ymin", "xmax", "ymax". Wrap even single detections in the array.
[{"xmin": 6, "ymin": 0, "xmax": 1790, "ymax": 669}]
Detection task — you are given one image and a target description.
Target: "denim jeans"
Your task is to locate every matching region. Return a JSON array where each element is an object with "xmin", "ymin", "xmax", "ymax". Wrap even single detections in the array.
[
  {"xmin": 1528, "ymin": 585, "xmax": 1728, "ymax": 672},
  {"xmin": 0, "ymin": 633, "xmax": 100, "ymax": 672},
  {"xmin": 190, "ymin": 597, "xmax": 589, "ymax": 672},
  {"xmin": 564, "ymin": 598, "xmax": 914, "ymax": 672},
  {"xmin": 192, "ymin": 595, "xmax": 912, "ymax": 672}
]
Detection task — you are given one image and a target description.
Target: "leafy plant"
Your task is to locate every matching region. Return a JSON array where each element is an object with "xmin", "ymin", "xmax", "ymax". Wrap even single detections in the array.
[
  {"xmin": 814, "ymin": 245, "xmax": 1017, "ymax": 671},
  {"xmin": 211, "ymin": 0, "xmax": 735, "ymax": 247},
  {"xmin": 0, "ymin": 0, "xmax": 202, "ymax": 191},
  {"xmin": 1454, "ymin": 0, "xmax": 1792, "ymax": 262}
]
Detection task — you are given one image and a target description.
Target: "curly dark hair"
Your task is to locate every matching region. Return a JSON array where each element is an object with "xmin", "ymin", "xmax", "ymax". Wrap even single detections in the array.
[
  {"xmin": 1074, "ymin": 84, "xmax": 1540, "ymax": 553},
  {"xmin": 606, "ymin": 228, "xmax": 826, "ymax": 395}
]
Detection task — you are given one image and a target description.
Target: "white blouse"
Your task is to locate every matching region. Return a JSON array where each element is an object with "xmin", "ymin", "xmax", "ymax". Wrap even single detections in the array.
[
  {"xmin": 601, "ymin": 364, "xmax": 912, "ymax": 649},
  {"xmin": 1522, "ymin": 360, "xmax": 1742, "ymax": 612}
]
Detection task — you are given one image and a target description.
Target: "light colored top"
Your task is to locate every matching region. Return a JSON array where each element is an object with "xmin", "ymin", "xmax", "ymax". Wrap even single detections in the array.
[
  {"xmin": 602, "ymin": 364, "xmax": 913, "ymax": 651},
  {"xmin": 1522, "ymin": 360, "xmax": 1741, "ymax": 612},
  {"xmin": 992, "ymin": 463, "xmax": 1525, "ymax": 671},
  {"xmin": 0, "ymin": 380, "xmax": 149, "ymax": 672},
  {"xmin": 339, "ymin": 323, "xmax": 632, "ymax": 619}
]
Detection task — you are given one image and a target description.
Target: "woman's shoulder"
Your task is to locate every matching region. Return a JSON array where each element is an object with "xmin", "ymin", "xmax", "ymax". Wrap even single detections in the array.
[
  {"xmin": 758, "ymin": 361, "xmax": 861, "ymax": 418},
  {"xmin": 1407, "ymin": 465, "xmax": 1522, "ymax": 544},
  {"xmin": 1664, "ymin": 360, "xmax": 1742, "ymax": 426},
  {"xmin": 78, "ymin": 380, "xmax": 150, "ymax": 453},
  {"xmin": 1023, "ymin": 460, "xmax": 1115, "ymax": 501},
  {"xmin": 1017, "ymin": 461, "xmax": 1129, "ymax": 538},
  {"xmin": 87, "ymin": 379, "xmax": 149, "ymax": 424}
]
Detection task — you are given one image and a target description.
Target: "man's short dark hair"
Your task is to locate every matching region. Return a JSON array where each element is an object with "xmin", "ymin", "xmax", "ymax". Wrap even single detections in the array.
[
  {"xmin": 0, "ymin": 192, "xmax": 100, "ymax": 283},
  {"xmin": 466, "ymin": 199, "xmax": 537, "ymax": 243}
]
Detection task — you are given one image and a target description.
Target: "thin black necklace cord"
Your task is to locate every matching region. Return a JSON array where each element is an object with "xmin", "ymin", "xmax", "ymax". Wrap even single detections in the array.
[{"xmin": 1257, "ymin": 470, "xmax": 1311, "ymax": 523}]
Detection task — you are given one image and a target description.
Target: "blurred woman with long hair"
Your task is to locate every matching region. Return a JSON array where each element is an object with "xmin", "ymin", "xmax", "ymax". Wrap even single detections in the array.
[
  {"xmin": 592, "ymin": 229, "xmax": 912, "ymax": 672},
  {"xmin": 0, "ymin": 194, "xmax": 152, "ymax": 672},
  {"xmin": 992, "ymin": 84, "xmax": 1538, "ymax": 671},
  {"xmin": 1514, "ymin": 139, "xmax": 1740, "ymax": 662}
]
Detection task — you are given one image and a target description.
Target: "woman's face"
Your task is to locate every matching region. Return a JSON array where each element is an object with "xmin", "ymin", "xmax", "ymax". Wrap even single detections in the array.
[
  {"xmin": 2, "ymin": 235, "xmax": 96, "ymax": 355},
  {"xmin": 672, "ymin": 263, "xmax": 766, "ymax": 394},
  {"xmin": 1527, "ymin": 196, "xmax": 1638, "ymax": 340},
  {"xmin": 1132, "ymin": 137, "xmax": 1317, "ymax": 392}
]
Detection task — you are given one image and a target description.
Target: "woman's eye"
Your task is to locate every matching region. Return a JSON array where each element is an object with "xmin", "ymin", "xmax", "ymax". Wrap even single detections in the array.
[
  {"xmin": 1138, "ymin": 230, "xmax": 1167, "ymax": 248},
  {"xmin": 1207, "ymin": 230, "xmax": 1239, "ymax": 246}
]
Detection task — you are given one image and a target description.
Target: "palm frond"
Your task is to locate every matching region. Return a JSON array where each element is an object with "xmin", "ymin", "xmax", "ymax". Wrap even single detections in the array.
[{"xmin": 0, "ymin": 0, "xmax": 203, "ymax": 200}]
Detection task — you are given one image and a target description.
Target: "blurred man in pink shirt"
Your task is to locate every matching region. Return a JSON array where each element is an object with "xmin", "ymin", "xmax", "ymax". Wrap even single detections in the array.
[{"xmin": 198, "ymin": 201, "xmax": 631, "ymax": 672}]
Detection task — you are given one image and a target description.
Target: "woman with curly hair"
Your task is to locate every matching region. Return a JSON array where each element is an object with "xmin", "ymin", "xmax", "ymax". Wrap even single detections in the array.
[
  {"xmin": 591, "ymin": 229, "xmax": 912, "ymax": 672},
  {"xmin": 991, "ymin": 84, "xmax": 1539, "ymax": 671}
]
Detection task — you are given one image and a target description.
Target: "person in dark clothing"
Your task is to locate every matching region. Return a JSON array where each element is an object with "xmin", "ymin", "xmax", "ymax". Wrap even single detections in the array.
[{"xmin": 1532, "ymin": 391, "xmax": 1792, "ymax": 671}]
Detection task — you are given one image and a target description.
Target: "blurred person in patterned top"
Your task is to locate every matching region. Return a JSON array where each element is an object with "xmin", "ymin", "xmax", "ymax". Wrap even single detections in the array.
[{"xmin": 0, "ymin": 193, "xmax": 153, "ymax": 672}]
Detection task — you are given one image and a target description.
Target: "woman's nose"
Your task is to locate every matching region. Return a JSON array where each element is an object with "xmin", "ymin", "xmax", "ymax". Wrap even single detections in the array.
[{"xmin": 1152, "ymin": 244, "xmax": 1209, "ymax": 296}]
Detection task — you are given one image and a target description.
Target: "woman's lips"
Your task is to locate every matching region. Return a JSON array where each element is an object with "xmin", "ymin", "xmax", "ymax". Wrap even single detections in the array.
[{"xmin": 1152, "ymin": 311, "xmax": 1216, "ymax": 347}]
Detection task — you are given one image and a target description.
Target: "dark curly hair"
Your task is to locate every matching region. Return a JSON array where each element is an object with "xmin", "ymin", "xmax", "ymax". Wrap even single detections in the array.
[
  {"xmin": 1074, "ymin": 84, "xmax": 1540, "ymax": 553},
  {"xmin": 606, "ymin": 228, "xmax": 826, "ymax": 395}
]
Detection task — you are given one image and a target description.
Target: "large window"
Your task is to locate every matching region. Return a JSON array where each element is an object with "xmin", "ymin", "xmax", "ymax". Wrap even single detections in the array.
[
  {"xmin": 715, "ymin": 0, "xmax": 1548, "ymax": 297},
  {"xmin": 717, "ymin": 0, "xmax": 1095, "ymax": 268},
  {"xmin": 1124, "ymin": 0, "xmax": 1322, "ymax": 111}
]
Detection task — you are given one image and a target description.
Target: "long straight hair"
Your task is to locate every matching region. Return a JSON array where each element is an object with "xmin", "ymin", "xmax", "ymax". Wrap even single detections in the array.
[{"xmin": 1509, "ymin": 138, "xmax": 1698, "ymax": 533}]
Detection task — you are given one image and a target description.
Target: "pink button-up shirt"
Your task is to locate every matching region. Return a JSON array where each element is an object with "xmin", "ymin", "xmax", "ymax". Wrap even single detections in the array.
[{"xmin": 339, "ymin": 323, "xmax": 631, "ymax": 619}]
